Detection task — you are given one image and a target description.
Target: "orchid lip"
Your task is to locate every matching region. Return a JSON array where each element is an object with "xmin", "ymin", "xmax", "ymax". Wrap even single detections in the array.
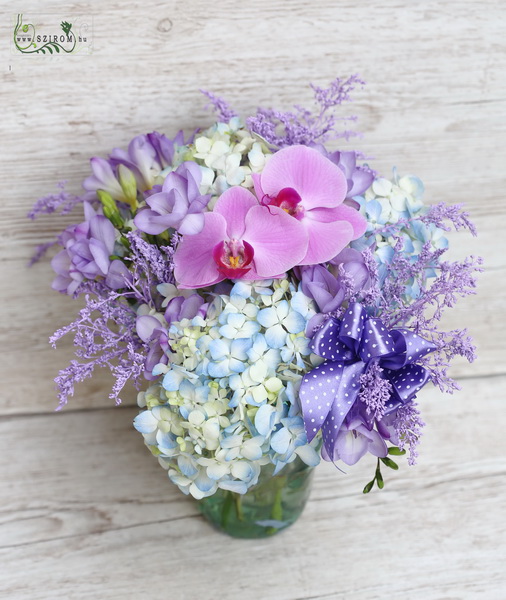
[
  {"xmin": 266, "ymin": 187, "xmax": 305, "ymax": 220},
  {"xmin": 212, "ymin": 239, "xmax": 254, "ymax": 279}
]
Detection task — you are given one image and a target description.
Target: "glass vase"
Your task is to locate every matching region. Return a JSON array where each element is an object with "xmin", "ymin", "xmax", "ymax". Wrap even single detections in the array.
[{"xmin": 197, "ymin": 456, "xmax": 315, "ymax": 538}]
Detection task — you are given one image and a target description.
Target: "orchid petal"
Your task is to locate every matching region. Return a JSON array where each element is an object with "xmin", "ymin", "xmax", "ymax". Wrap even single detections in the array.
[
  {"xmin": 173, "ymin": 213, "xmax": 227, "ymax": 289},
  {"xmin": 298, "ymin": 219, "xmax": 354, "ymax": 265},
  {"xmin": 243, "ymin": 205, "xmax": 308, "ymax": 276},
  {"xmin": 213, "ymin": 186, "xmax": 258, "ymax": 239},
  {"xmin": 260, "ymin": 145, "xmax": 347, "ymax": 209}
]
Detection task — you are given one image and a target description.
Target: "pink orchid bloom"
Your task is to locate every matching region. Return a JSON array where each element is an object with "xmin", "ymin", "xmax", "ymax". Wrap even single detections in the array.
[
  {"xmin": 173, "ymin": 186, "xmax": 308, "ymax": 289},
  {"xmin": 253, "ymin": 145, "xmax": 367, "ymax": 265}
]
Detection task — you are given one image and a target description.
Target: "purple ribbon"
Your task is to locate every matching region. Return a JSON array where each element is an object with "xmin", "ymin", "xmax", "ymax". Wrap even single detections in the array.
[{"xmin": 300, "ymin": 302, "xmax": 436, "ymax": 457}]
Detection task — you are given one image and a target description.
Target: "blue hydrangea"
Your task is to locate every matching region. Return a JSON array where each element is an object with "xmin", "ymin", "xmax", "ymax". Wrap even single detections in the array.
[
  {"xmin": 133, "ymin": 278, "xmax": 321, "ymax": 499},
  {"xmin": 351, "ymin": 171, "xmax": 449, "ymax": 298}
]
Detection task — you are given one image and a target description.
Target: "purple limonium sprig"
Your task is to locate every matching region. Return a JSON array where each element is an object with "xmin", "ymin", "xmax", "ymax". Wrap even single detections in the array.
[
  {"xmin": 200, "ymin": 89, "xmax": 238, "ymax": 122},
  {"xmin": 357, "ymin": 362, "xmax": 393, "ymax": 422},
  {"xmin": 50, "ymin": 289, "xmax": 145, "ymax": 407},
  {"xmin": 134, "ymin": 161, "xmax": 211, "ymax": 236},
  {"xmin": 27, "ymin": 181, "xmax": 85, "ymax": 265},
  {"xmin": 27, "ymin": 180, "xmax": 83, "ymax": 220},
  {"xmin": 393, "ymin": 402, "xmax": 425, "ymax": 465},
  {"xmin": 247, "ymin": 74, "xmax": 365, "ymax": 148},
  {"xmin": 355, "ymin": 223, "xmax": 482, "ymax": 395},
  {"xmin": 51, "ymin": 228, "xmax": 180, "ymax": 404}
]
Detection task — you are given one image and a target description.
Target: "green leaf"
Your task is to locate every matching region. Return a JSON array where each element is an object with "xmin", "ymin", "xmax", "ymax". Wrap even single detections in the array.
[
  {"xmin": 388, "ymin": 447, "xmax": 406, "ymax": 456},
  {"xmin": 363, "ymin": 480, "xmax": 375, "ymax": 494},
  {"xmin": 380, "ymin": 457, "xmax": 399, "ymax": 470},
  {"xmin": 376, "ymin": 471, "xmax": 384, "ymax": 489},
  {"xmin": 46, "ymin": 45, "xmax": 53, "ymax": 54}
]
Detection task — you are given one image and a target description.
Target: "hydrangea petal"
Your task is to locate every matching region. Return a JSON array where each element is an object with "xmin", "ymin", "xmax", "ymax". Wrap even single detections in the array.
[
  {"xmin": 295, "ymin": 443, "xmax": 321, "ymax": 467},
  {"xmin": 255, "ymin": 404, "xmax": 277, "ymax": 436},
  {"xmin": 282, "ymin": 310, "xmax": 306, "ymax": 334},
  {"xmin": 133, "ymin": 410, "xmax": 159, "ymax": 434},
  {"xmin": 270, "ymin": 427, "xmax": 291, "ymax": 454},
  {"xmin": 265, "ymin": 324, "xmax": 287, "ymax": 349}
]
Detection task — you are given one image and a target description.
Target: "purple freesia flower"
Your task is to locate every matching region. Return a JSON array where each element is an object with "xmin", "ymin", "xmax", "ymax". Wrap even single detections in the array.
[
  {"xmin": 136, "ymin": 314, "xmax": 169, "ymax": 380},
  {"xmin": 253, "ymin": 145, "xmax": 367, "ymax": 265},
  {"xmin": 147, "ymin": 131, "xmax": 185, "ymax": 170},
  {"xmin": 295, "ymin": 249, "xmax": 371, "ymax": 335},
  {"xmin": 297, "ymin": 265, "xmax": 345, "ymax": 313},
  {"xmin": 134, "ymin": 162, "xmax": 211, "ymax": 236},
  {"xmin": 164, "ymin": 293, "xmax": 208, "ymax": 324},
  {"xmin": 83, "ymin": 157, "xmax": 126, "ymax": 202},
  {"xmin": 109, "ymin": 134, "xmax": 159, "ymax": 191},
  {"xmin": 51, "ymin": 202, "xmax": 130, "ymax": 295},
  {"xmin": 321, "ymin": 148, "xmax": 374, "ymax": 199},
  {"xmin": 321, "ymin": 411, "xmax": 388, "ymax": 465},
  {"xmin": 83, "ymin": 131, "xmax": 187, "ymax": 203},
  {"xmin": 328, "ymin": 248, "xmax": 372, "ymax": 294},
  {"xmin": 136, "ymin": 293, "xmax": 207, "ymax": 379}
]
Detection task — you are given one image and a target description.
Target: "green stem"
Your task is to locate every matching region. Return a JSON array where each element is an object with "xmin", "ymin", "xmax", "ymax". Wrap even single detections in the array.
[
  {"xmin": 234, "ymin": 494, "xmax": 244, "ymax": 521},
  {"xmin": 266, "ymin": 475, "xmax": 287, "ymax": 535},
  {"xmin": 220, "ymin": 491, "xmax": 235, "ymax": 529}
]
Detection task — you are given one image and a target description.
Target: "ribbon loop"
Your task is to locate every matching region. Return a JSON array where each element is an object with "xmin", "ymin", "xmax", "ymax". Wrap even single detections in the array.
[{"xmin": 299, "ymin": 302, "xmax": 436, "ymax": 454}]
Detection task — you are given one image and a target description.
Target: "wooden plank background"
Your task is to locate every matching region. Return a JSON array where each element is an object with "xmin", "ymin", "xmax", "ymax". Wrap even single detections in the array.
[{"xmin": 1, "ymin": 2, "xmax": 505, "ymax": 598}]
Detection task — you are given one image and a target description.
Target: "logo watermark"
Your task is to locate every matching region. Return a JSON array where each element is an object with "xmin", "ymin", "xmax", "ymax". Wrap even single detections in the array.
[{"xmin": 12, "ymin": 14, "xmax": 92, "ymax": 55}]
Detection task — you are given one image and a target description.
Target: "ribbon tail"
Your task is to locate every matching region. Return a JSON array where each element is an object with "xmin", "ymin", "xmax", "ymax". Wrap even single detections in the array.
[
  {"xmin": 300, "ymin": 361, "xmax": 344, "ymax": 443},
  {"xmin": 321, "ymin": 361, "xmax": 365, "ymax": 460}
]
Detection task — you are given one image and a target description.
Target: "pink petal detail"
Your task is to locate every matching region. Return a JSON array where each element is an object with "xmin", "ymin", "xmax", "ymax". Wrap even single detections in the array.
[
  {"xmin": 328, "ymin": 204, "xmax": 367, "ymax": 239},
  {"xmin": 298, "ymin": 219, "xmax": 354, "ymax": 265},
  {"xmin": 173, "ymin": 213, "xmax": 227, "ymax": 289},
  {"xmin": 213, "ymin": 186, "xmax": 258, "ymax": 239},
  {"xmin": 243, "ymin": 206, "xmax": 308, "ymax": 276},
  {"xmin": 251, "ymin": 173, "xmax": 264, "ymax": 202},
  {"xmin": 260, "ymin": 145, "xmax": 347, "ymax": 210}
]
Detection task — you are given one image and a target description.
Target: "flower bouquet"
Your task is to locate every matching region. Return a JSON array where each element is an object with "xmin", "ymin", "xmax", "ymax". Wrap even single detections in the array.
[{"xmin": 30, "ymin": 76, "xmax": 481, "ymax": 538}]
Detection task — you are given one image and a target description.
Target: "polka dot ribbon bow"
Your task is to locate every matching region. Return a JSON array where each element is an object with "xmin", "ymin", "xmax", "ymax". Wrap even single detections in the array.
[{"xmin": 300, "ymin": 302, "xmax": 436, "ymax": 457}]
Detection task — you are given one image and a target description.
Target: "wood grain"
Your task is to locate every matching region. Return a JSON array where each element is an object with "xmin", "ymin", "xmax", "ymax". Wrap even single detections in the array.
[
  {"xmin": 1, "ymin": 377, "xmax": 505, "ymax": 599},
  {"xmin": 1, "ymin": 1, "xmax": 505, "ymax": 598},
  {"xmin": 2, "ymin": 0, "xmax": 505, "ymax": 414}
]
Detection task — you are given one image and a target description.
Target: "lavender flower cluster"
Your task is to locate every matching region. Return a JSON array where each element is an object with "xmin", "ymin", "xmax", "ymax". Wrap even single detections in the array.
[{"xmin": 29, "ymin": 78, "xmax": 481, "ymax": 496}]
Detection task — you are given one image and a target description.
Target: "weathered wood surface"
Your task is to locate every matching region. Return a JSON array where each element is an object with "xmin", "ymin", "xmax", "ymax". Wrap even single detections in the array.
[
  {"xmin": 1, "ymin": 378, "xmax": 505, "ymax": 599},
  {"xmin": 0, "ymin": 0, "xmax": 504, "ymax": 414},
  {"xmin": 0, "ymin": 1, "xmax": 505, "ymax": 598}
]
